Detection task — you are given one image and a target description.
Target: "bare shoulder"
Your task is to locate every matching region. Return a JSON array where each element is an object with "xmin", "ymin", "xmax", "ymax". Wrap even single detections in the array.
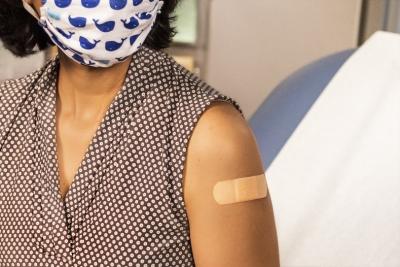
[
  {"xmin": 183, "ymin": 101, "xmax": 280, "ymax": 267},
  {"xmin": 184, "ymin": 100, "xmax": 262, "ymax": 193},
  {"xmin": 187, "ymin": 100, "xmax": 255, "ymax": 168}
]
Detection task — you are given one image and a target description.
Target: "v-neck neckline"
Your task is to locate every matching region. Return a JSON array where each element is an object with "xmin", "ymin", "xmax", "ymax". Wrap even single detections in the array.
[
  {"xmin": 52, "ymin": 58, "xmax": 134, "ymax": 206},
  {"xmin": 52, "ymin": 57, "xmax": 131, "ymax": 206},
  {"xmin": 31, "ymin": 46, "xmax": 157, "ymax": 257}
]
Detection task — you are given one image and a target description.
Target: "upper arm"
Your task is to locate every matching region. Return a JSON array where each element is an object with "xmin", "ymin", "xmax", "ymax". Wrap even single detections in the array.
[{"xmin": 183, "ymin": 101, "xmax": 280, "ymax": 267}]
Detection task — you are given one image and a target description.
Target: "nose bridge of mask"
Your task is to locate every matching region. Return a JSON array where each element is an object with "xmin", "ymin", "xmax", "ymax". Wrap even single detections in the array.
[{"xmin": 22, "ymin": 0, "xmax": 40, "ymax": 20}]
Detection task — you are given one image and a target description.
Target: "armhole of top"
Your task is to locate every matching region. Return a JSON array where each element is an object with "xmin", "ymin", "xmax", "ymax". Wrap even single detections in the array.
[
  {"xmin": 167, "ymin": 57, "xmax": 247, "ymax": 233},
  {"xmin": 170, "ymin": 83, "xmax": 245, "ymax": 233},
  {"xmin": 207, "ymin": 94, "xmax": 245, "ymax": 120}
]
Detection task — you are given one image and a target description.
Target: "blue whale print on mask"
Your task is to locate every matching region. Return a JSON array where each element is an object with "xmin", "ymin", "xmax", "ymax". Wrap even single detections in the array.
[
  {"xmin": 79, "ymin": 36, "xmax": 101, "ymax": 49},
  {"xmin": 72, "ymin": 53, "xmax": 95, "ymax": 66},
  {"xmin": 56, "ymin": 27, "xmax": 75, "ymax": 39},
  {"xmin": 68, "ymin": 46, "xmax": 83, "ymax": 55},
  {"xmin": 81, "ymin": 0, "xmax": 100, "ymax": 8},
  {"xmin": 105, "ymin": 38, "xmax": 127, "ymax": 51},
  {"xmin": 110, "ymin": 0, "xmax": 127, "ymax": 10},
  {"xmin": 35, "ymin": 0, "xmax": 163, "ymax": 67},
  {"xmin": 93, "ymin": 19, "xmax": 116, "ymax": 32},
  {"xmin": 68, "ymin": 15, "xmax": 87, "ymax": 27},
  {"xmin": 49, "ymin": 34, "xmax": 69, "ymax": 50},
  {"xmin": 54, "ymin": 0, "xmax": 72, "ymax": 8},
  {"xmin": 137, "ymin": 12, "xmax": 152, "ymax": 20},
  {"xmin": 129, "ymin": 33, "xmax": 140, "ymax": 45},
  {"xmin": 121, "ymin": 17, "xmax": 139, "ymax": 29}
]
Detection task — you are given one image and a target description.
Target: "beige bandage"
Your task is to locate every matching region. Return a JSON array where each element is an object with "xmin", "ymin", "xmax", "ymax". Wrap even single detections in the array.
[{"xmin": 212, "ymin": 173, "xmax": 268, "ymax": 205}]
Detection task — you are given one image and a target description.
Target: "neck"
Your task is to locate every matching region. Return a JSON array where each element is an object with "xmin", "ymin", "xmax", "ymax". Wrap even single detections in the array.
[{"xmin": 56, "ymin": 50, "xmax": 132, "ymax": 120}]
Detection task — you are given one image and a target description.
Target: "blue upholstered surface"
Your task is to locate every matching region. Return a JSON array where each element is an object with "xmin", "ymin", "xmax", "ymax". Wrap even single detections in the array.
[{"xmin": 249, "ymin": 49, "xmax": 356, "ymax": 169}]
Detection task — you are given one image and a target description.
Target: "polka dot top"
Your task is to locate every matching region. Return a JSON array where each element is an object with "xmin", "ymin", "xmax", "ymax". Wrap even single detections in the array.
[{"xmin": 0, "ymin": 46, "xmax": 244, "ymax": 266}]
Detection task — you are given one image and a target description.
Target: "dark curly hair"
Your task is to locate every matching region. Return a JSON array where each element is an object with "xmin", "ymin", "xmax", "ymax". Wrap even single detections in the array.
[{"xmin": 0, "ymin": 0, "xmax": 180, "ymax": 57}]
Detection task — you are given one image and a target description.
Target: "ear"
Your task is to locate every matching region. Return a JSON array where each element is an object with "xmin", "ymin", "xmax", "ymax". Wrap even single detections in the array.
[
  {"xmin": 31, "ymin": 0, "xmax": 43, "ymax": 15},
  {"xmin": 22, "ymin": 0, "xmax": 40, "ymax": 20}
]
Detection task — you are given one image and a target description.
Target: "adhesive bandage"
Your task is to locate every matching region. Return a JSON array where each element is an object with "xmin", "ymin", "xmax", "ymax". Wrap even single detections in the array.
[{"xmin": 212, "ymin": 173, "xmax": 268, "ymax": 205}]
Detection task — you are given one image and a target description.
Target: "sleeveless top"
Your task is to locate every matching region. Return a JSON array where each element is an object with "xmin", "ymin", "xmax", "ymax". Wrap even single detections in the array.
[{"xmin": 0, "ymin": 46, "xmax": 244, "ymax": 266}]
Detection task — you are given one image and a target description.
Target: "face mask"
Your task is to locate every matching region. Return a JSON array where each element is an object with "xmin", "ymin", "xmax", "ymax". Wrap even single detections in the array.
[{"xmin": 22, "ymin": 0, "xmax": 164, "ymax": 68}]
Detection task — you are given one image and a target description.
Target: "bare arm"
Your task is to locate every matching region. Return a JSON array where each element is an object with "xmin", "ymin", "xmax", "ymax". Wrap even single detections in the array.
[{"xmin": 183, "ymin": 101, "xmax": 280, "ymax": 267}]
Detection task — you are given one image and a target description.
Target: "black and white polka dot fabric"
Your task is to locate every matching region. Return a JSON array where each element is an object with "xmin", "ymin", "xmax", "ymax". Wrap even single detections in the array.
[{"xmin": 0, "ymin": 46, "xmax": 244, "ymax": 266}]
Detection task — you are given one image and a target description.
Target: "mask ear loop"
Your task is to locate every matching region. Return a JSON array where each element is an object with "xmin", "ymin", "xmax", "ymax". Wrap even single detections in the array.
[{"xmin": 22, "ymin": 0, "xmax": 40, "ymax": 21}]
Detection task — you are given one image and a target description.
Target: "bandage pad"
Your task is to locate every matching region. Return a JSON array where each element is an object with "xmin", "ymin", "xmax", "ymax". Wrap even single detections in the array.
[{"xmin": 212, "ymin": 173, "xmax": 268, "ymax": 205}]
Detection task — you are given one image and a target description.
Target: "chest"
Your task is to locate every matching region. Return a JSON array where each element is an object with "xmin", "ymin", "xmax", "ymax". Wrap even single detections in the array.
[
  {"xmin": 55, "ymin": 113, "xmax": 101, "ymax": 201},
  {"xmin": 0, "ymin": 50, "xmax": 202, "ymax": 265},
  {"xmin": 0, "ymin": 108, "xmax": 193, "ymax": 266}
]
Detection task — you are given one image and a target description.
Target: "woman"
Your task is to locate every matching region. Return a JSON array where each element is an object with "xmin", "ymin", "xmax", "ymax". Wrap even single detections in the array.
[{"xmin": 0, "ymin": 0, "xmax": 280, "ymax": 266}]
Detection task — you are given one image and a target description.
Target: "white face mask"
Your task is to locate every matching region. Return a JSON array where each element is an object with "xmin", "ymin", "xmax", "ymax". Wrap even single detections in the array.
[{"xmin": 22, "ymin": 0, "xmax": 164, "ymax": 68}]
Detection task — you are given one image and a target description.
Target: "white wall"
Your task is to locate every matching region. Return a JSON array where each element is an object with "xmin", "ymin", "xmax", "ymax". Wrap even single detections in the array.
[
  {"xmin": 0, "ymin": 42, "xmax": 45, "ymax": 82},
  {"xmin": 205, "ymin": 0, "xmax": 362, "ymax": 119}
]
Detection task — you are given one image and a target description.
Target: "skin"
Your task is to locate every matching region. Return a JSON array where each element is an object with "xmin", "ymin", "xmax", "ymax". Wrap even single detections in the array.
[
  {"xmin": 28, "ymin": 0, "xmax": 134, "ymax": 201},
  {"xmin": 184, "ymin": 101, "xmax": 280, "ymax": 266},
  {"xmin": 28, "ymin": 1, "xmax": 280, "ymax": 265}
]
